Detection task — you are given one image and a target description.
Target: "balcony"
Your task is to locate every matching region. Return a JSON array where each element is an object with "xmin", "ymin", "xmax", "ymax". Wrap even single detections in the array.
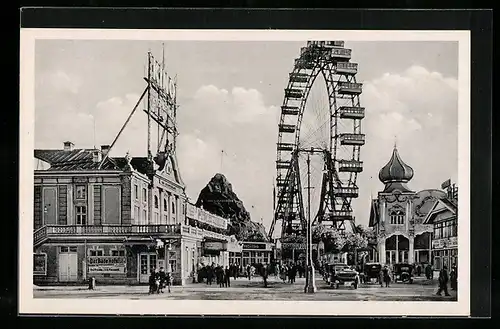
[
  {"xmin": 334, "ymin": 186, "xmax": 359, "ymax": 198},
  {"xmin": 277, "ymin": 142, "xmax": 295, "ymax": 151},
  {"xmin": 34, "ymin": 223, "xmax": 231, "ymax": 247},
  {"xmin": 326, "ymin": 210, "xmax": 353, "ymax": 221},
  {"xmin": 285, "ymin": 88, "xmax": 304, "ymax": 99},
  {"xmin": 338, "ymin": 160, "xmax": 363, "ymax": 173},
  {"xmin": 279, "ymin": 124, "xmax": 297, "ymax": 133},
  {"xmin": 339, "ymin": 106, "xmax": 365, "ymax": 119},
  {"xmin": 339, "ymin": 133, "xmax": 366, "ymax": 146},
  {"xmin": 338, "ymin": 82, "xmax": 363, "ymax": 95},
  {"xmin": 289, "ymin": 72, "xmax": 309, "ymax": 83},
  {"xmin": 281, "ymin": 105, "xmax": 300, "ymax": 116},
  {"xmin": 33, "ymin": 224, "xmax": 182, "ymax": 246},
  {"xmin": 295, "ymin": 58, "xmax": 314, "ymax": 70},
  {"xmin": 336, "ymin": 62, "xmax": 358, "ymax": 75},
  {"xmin": 276, "ymin": 160, "xmax": 291, "ymax": 169}
]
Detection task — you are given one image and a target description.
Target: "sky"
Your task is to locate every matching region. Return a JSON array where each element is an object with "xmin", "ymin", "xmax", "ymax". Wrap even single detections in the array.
[{"xmin": 34, "ymin": 39, "xmax": 459, "ymax": 231}]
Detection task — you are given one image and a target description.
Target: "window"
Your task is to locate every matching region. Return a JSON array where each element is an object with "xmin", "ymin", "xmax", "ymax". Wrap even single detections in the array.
[
  {"xmin": 134, "ymin": 206, "xmax": 140, "ymax": 222},
  {"xmin": 75, "ymin": 206, "xmax": 87, "ymax": 225},
  {"xmin": 168, "ymin": 251, "xmax": 177, "ymax": 272},
  {"xmin": 172, "ymin": 201, "xmax": 176, "ymax": 214},
  {"xmin": 134, "ymin": 185, "xmax": 139, "ymax": 200},
  {"xmin": 142, "ymin": 188, "xmax": 147, "ymax": 203},
  {"xmin": 89, "ymin": 249, "xmax": 104, "ymax": 256},
  {"xmin": 143, "ymin": 209, "xmax": 147, "ymax": 224},
  {"xmin": 60, "ymin": 246, "xmax": 77, "ymax": 253},
  {"xmin": 154, "ymin": 195, "xmax": 159, "ymax": 209},
  {"xmin": 164, "ymin": 199, "xmax": 168, "ymax": 211},
  {"xmin": 389, "ymin": 208, "xmax": 405, "ymax": 225},
  {"xmin": 75, "ymin": 185, "xmax": 87, "ymax": 200},
  {"xmin": 111, "ymin": 249, "xmax": 126, "ymax": 257}
]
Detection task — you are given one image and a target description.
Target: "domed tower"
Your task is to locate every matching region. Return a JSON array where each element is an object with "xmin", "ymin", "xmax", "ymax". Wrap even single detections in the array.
[
  {"xmin": 370, "ymin": 144, "xmax": 418, "ymax": 266},
  {"xmin": 378, "ymin": 145, "xmax": 414, "ymax": 193}
]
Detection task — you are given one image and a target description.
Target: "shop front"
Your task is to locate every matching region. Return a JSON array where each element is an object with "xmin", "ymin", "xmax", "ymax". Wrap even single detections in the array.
[
  {"xmin": 432, "ymin": 237, "xmax": 458, "ymax": 270},
  {"xmin": 240, "ymin": 241, "xmax": 273, "ymax": 266},
  {"xmin": 200, "ymin": 239, "xmax": 228, "ymax": 268}
]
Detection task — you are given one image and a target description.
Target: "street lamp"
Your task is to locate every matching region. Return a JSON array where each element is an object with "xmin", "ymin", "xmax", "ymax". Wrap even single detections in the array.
[{"xmin": 304, "ymin": 151, "xmax": 317, "ymax": 293}]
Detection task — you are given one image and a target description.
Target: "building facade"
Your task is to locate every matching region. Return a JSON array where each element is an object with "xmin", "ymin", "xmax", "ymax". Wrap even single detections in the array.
[
  {"xmin": 423, "ymin": 184, "xmax": 458, "ymax": 271},
  {"xmin": 369, "ymin": 146, "xmax": 446, "ymax": 266},
  {"xmin": 33, "ymin": 142, "xmax": 231, "ymax": 285}
]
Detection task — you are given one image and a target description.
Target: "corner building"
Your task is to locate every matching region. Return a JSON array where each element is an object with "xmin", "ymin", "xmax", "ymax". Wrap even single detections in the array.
[
  {"xmin": 33, "ymin": 142, "xmax": 231, "ymax": 285},
  {"xmin": 369, "ymin": 146, "xmax": 446, "ymax": 266}
]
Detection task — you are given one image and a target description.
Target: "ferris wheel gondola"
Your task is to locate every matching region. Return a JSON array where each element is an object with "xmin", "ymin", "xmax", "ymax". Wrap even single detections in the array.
[{"xmin": 269, "ymin": 41, "xmax": 365, "ymax": 241}]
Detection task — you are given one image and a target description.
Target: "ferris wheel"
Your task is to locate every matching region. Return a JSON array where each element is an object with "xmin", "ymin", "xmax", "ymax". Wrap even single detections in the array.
[{"xmin": 268, "ymin": 41, "xmax": 365, "ymax": 241}]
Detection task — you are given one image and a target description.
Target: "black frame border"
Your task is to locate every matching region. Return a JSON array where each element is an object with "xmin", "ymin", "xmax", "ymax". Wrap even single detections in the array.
[{"xmin": 14, "ymin": 7, "xmax": 492, "ymax": 321}]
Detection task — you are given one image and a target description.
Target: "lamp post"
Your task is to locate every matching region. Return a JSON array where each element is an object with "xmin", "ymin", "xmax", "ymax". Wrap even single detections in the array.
[{"xmin": 304, "ymin": 151, "xmax": 317, "ymax": 293}]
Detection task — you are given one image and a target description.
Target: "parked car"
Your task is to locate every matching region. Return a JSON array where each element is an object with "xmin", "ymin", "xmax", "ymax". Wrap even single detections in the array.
[
  {"xmin": 392, "ymin": 263, "xmax": 414, "ymax": 283},
  {"xmin": 327, "ymin": 263, "xmax": 360, "ymax": 289},
  {"xmin": 363, "ymin": 262, "xmax": 382, "ymax": 284}
]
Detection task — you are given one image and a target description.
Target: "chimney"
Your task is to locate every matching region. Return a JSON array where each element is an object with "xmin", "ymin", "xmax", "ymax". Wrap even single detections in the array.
[
  {"xmin": 101, "ymin": 145, "xmax": 110, "ymax": 156},
  {"xmin": 92, "ymin": 150, "xmax": 102, "ymax": 163},
  {"xmin": 63, "ymin": 141, "xmax": 74, "ymax": 151}
]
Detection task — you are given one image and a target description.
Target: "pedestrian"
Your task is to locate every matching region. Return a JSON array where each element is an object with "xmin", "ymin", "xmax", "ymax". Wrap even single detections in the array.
[
  {"xmin": 246, "ymin": 265, "xmax": 252, "ymax": 281},
  {"xmin": 165, "ymin": 267, "xmax": 172, "ymax": 293},
  {"xmin": 158, "ymin": 267, "xmax": 166, "ymax": 293},
  {"xmin": 224, "ymin": 266, "xmax": 231, "ymax": 287},
  {"xmin": 425, "ymin": 264, "xmax": 433, "ymax": 280},
  {"xmin": 261, "ymin": 263, "xmax": 269, "ymax": 288},
  {"xmin": 450, "ymin": 265, "xmax": 458, "ymax": 291},
  {"xmin": 379, "ymin": 268, "xmax": 384, "ymax": 287},
  {"xmin": 207, "ymin": 265, "xmax": 214, "ymax": 285},
  {"xmin": 416, "ymin": 264, "xmax": 422, "ymax": 276},
  {"xmin": 382, "ymin": 266, "xmax": 390, "ymax": 287},
  {"xmin": 436, "ymin": 266, "xmax": 451, "ymax": 296}
]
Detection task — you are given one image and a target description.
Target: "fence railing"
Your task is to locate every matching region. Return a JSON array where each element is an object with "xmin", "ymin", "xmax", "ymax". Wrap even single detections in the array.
[{"xmin": 34, "ymin": 223, "xmax": 228, "ymax": 245}]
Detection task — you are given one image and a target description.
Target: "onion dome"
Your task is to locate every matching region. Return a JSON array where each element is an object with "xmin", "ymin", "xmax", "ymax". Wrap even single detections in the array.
[{"xmin": 378, "ymin": 146, "xmax": 414, "ymax": 193}]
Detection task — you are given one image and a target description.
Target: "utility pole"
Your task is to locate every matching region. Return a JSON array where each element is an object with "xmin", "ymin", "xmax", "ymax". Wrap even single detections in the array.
[{"xmin": 304, "ymin": 149, "xmax": 317, "ymax": 293}]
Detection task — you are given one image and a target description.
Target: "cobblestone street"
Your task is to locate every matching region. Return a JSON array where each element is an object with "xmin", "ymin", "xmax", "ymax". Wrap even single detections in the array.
[{"xmin": 34, "ymin": 275, "xmax": 458, "ymax": 301}]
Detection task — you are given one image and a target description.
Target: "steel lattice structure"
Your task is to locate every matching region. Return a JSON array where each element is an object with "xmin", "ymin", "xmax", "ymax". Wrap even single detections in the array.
[{"xmin": 269, "ymin": 41, "xmax": 365, "ymax": 242}]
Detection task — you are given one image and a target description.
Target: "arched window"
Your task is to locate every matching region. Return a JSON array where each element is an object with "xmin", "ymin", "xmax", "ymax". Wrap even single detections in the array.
[
  {"xmin": 172, "ymin": 201, "xmax": 176, "ymax": 214},
  {"xmin": 389, "ymin": 207, "xmax": 405, "ymax": 225},
  {"xmin": 163, "ymin": 199, "xmax": 168, "ymax": 211},
  {"xmin": 154, "ymin": 195, "xmax": 159, "ymax": 209}
]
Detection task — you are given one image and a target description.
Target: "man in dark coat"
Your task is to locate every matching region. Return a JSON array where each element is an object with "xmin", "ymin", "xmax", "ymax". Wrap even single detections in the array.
[
  {"xmin": 224, "ymin": 266, "xmax": 231, "ymax": 287},
  {"xmin": 261, "ymin": 263, "xmax": 269, "ymax": 288},
  {"xmin": 382, "ymin": 266, "xmax": 390, "ymax": 287},
  {"xmin": 450, "ymin": 265, "xmax": 458, "ymax": 290},
  {"xmin": 436, "ymin": 266, "xmax": 451, "ymax": 296}
]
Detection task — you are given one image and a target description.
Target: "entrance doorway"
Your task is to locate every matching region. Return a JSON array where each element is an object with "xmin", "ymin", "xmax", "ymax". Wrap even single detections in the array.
[
  {"xmin": 138, "ymin": 253, "xmax": 157, "ymax": 283},
  {"xmin": 59, "ymin": 248, "xmax": 78, "ymax": 282}
]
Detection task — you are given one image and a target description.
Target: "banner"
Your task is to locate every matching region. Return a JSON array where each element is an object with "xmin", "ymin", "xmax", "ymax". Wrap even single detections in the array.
[{"xmin": 87, "ymin": 256, "xmax": 126, "ymax": 274}]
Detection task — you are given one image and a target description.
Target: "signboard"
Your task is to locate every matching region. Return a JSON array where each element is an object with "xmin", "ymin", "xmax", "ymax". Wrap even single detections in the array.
[
  {"xmin": 203, "ymin": 241, "xmax": 226, "ymax": 251},
  {"xmin": 33, "ymin": 253, "xmax": 47, "ymax": 276},
  {"xmin": 186, "ymin": 203, "xmax": 198, "ymax": 219},
  {"xmin": 432, "ymin": 238, "xmax": 457, "ymax": 250},
  {"xmin": 242, "ymin": 243, "xmax": 268, "ymax": 250},
  {"xmin": 87, "ymin": 256, "xmax": 126, "ymax": 274}
]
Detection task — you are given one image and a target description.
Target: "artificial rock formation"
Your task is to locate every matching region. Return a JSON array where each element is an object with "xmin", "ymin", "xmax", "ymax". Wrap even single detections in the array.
[{"xmin": 195, "ymin": 173, "xmax": 268, "ymax": 242}]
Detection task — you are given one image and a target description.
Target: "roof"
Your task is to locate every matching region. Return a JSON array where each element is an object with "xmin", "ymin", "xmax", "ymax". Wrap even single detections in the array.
[
  {"xmin": 378, "ymin": 146, "xmax": 414, "ymax": 185},
  {"xmin": 34, "ymin": 149, "xmax": 123, "ymax": 171},
  {"xmin": 422, "ymin": 196, "xmax": 458, "ymax": 225},
  {"xmin": 368, "ymin": 199, "xmax": 379, "ymax": 227},
  {"xmin": 34, "ymin": 149, "xmax": 153, "ymax": 173}
]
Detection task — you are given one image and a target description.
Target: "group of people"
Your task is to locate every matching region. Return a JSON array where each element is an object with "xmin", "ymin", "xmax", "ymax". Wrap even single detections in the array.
[
  {"xmin": 148, "ymin": 267, "xmax": 172, "ymax": 294},
  {"xmin": 197, "ymin": 263, "xmax": 233, "ymax": 287},
  {"xmin": 275, "ymin": 262, "xmax": 305, "ymax": 284}
]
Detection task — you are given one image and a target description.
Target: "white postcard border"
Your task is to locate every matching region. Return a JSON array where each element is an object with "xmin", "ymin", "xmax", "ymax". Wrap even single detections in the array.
[{"xmin": 19, "ymin": 28, "xmax": 471, "ymax": 316}]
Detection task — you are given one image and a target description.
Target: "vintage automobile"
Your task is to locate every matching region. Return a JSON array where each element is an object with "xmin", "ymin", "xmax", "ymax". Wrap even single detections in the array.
[
  {"xmin": 327, "ymin": 263, "xmax": 360, "ymax": 289},
  {"xmin": 392, "ymin": 263, "xmax": 414, "ymax": 283},
  {"xmin": 363, "ymin": 263, "xmax": 382, "ymax": 284}
]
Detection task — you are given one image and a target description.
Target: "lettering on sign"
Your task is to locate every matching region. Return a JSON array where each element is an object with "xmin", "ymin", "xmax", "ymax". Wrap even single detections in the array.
[
  {"xmin": 87, "ymin": 256, "xmax": 127, "ymax": 274},
  {"xmin": 281, "ymin": 242, "xmax": 306, "ymax": 250},
  {"xmin": 243, "ymin": 243, "xmax": 267, "ymax": 250},
  {"xmin": 203, "ymin": 242, "xmax": 227, "ymax": 251}
]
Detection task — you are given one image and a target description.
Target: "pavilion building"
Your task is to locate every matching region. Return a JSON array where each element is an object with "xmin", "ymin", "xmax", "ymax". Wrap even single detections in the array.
[{"xmin": 368, "ymin": 146, "xmax": 447, "ymax": 266}]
